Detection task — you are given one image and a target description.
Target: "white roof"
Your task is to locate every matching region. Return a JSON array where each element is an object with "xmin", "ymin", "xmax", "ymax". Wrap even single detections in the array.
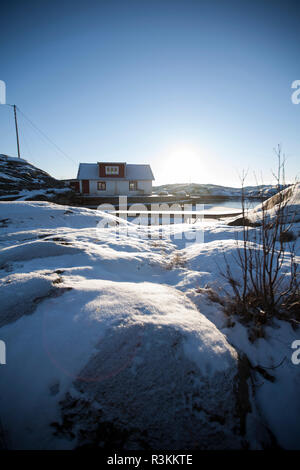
[{"xmin": 77, "ymin": 163, "xmax": 154, "ymax": 181}]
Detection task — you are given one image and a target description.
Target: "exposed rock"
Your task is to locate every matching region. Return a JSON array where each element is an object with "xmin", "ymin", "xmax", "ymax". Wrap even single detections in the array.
[
  {"xmin": 53, "ymin": 322, "xmax": 252, "ymax": 450},
  {"xmin": 228, "ymin": 216, "xmax": 260, "ymax": 227},
  {"xmin": 228, "ymin": 183, "xmax": 300, "ymax": 227},
  {"xmin": 0, "ymin": 154, "xmax": 79, "ymax": 204}
]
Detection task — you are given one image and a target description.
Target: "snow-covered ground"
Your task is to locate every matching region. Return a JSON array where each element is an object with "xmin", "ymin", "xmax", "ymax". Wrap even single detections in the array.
[{"xmin": 0, "ymin": 200, "xmax": 299, "ymax": 449}]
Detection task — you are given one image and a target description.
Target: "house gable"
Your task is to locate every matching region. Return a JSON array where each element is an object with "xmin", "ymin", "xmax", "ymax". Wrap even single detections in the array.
[{"xmin": 98, "ymin": 162, "xmax": 126, "ymax": 178}]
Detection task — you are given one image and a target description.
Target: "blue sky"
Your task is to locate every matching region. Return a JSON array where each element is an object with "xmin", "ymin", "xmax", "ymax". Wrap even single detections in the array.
[{"xmin": 0, "ymin": 0, "xmax": 299, "ymax": 186}]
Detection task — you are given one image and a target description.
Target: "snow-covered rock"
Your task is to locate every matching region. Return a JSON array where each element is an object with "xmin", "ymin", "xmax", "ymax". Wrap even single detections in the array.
[
  {"xmin": 157, "ymin": 190, "xmax": 169, "ymax": 196},
  {"xmin": 228, "ymin": 183, "xmax": 300, "ymax": 229},
  {"xmin": 0, "ymin": 154, "xmax": 76, "ymax": 204},
  {"xmin": 3, "ymin": 280, "xmax": 249, "ymax": 450}
]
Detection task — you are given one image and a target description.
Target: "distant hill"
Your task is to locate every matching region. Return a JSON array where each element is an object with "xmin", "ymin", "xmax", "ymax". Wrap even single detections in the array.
[
  {"xmin": 0, "ymin": 154, "xmax": 77, "ymax": 204},
  {"xmin": 153, "ymin": 182, "xmax": 286, "ymax": 199}
]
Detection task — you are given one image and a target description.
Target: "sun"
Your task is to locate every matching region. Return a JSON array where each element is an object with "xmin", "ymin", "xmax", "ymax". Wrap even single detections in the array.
[{"xmin": 156, "ymin": 142, "xmax": 203, "ymax": 184}]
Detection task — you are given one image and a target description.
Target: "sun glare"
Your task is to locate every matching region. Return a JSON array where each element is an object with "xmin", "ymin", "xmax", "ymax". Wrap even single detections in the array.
[{"xmin": 155, "ymin": 143, "xmax": 204, "ymax": 184}]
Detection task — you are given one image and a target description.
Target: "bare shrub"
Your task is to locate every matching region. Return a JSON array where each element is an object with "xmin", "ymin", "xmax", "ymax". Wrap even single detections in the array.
[
  {"xmin": 221, "ymin": 146, "xmax": 300, "ymax": 334},
  {"xmin": 163, "ymin": 251, "xmax": 187, "ymax": 270},
  {"xmin": 195, "ymin": 285, "xmax": 225, "ymax": 305}
]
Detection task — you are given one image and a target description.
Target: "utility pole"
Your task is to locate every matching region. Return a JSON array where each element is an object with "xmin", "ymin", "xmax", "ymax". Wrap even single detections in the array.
[{"xmin": 13, "ymin": 105, "xmax": 20, "ymax": 158}]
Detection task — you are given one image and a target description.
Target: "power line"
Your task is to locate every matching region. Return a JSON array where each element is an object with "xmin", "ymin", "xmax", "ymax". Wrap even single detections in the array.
[{"xmin": 16, "ymin": 106, "xmax": 77, "ymax": 164}]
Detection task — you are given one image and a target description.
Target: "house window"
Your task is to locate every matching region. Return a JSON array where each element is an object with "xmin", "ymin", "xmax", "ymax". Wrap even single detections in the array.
[
  {"xmin": 129, "ymin": 181, "xmax": 138, "ymax": 191},
  {"xmin": 105, "ymin": 165, "xmax": 119, "ymax": 175},
  {"xmin": 97, "ymin": 181, "xmax": 106, "ymax": 191}
]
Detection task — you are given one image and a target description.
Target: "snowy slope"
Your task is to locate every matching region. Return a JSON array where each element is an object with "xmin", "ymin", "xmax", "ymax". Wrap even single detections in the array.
[
  {"xmin": 0, "ymin": 201, "xmax": 299, "ymax": 449},
  {"xmin": 228, "ymin": 182, "xmax": 300, "ymax": 229},
  {"xmin": 253, "ymin": 182, "xmax": 300, "ymax": 224},
  {"xmin": 0, "ymin": 154, "xmax": 75, "ymax": 203}
]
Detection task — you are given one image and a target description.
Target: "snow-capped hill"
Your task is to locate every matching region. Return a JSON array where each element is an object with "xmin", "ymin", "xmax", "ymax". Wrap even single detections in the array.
[
  {"xmin": 154, "ymin": 182, "xmax": 284, "ymax": 199},
  {"xmin": 0, "ymin": 154, "xmax": 28, "ymax": 163},
  {"xmin": 0, "ymin": 154, "xmax": 75, "ymax": 203}
]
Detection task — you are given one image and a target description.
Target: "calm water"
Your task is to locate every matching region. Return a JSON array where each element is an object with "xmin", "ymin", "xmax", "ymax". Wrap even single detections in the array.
[
  {"xmin": 203, "ymin": 199, "xmax": 257, "ymax": 211},
  {"xmin": 87, "ymin": 198, "xmax": 258, "ymax": 214}
]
